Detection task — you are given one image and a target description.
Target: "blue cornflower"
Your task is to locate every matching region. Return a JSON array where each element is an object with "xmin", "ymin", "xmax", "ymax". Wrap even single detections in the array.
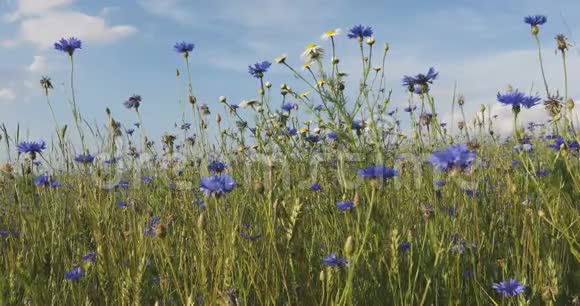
[
  {"xmin": 144, "ymin": 216, "xmax": 161, "ymax": 236},
  {"xmin": 124, "ymin": 94, "xmax": 142, "ymax": 110},
  {"xmin": 64, "ymin": 266, "xmax": 85, "ymax": 281},
  {"xmin": 387, "ymin": 110, "xmax": 396, "ymax": 116},
  {"xmin": 497, "ymin": 89, "xmax": 541, "ymax": 111},
  {"xmin": 208, "ymin": 160, "xmax": 227, "ymax": 173},
  {"xmin": 248, "ymin": 61, "xmax": 271, "ymax": 78},
  {"xmin": 428, "ymin": 144, "xmax": 477, "ymax": 172},
  {"xmin": 311, "ymin": 182, "xmax": 322, "ymax": 191},
  {"xmin": 17, "ymin": 140, "xmax": 46, "ymax": 155},
  {"xmin": 314, "ymin": 104, "xmax": 323, "ymax": 111},
  {"xmin": 306, "ymin": 135, "xmax": 321, "ymax": 143},
  {"xmin": 142, "ymin": 176, "xmax": 152, "ymax": 183},
  {"xmin": 322, "ymin": 253, "xmax": 348, "ymax": 267},
  {"xmin": 180, "ymin": 123, "xmax": 191, "ymax": 131},
  {"xmin": 126, "ymin": 128, "xmax": 135, "ymax": 136},
  {"xmin": 75, "ymin": 154, "xmax": 94, "ymax": 164},
  {"xmin": 281, "ymin": 102, "xmax": 297, "ymax": 111},
  {"xmin": 34, "ymin": 175, "xmax": 61, "ymax": 188},
  {"xmin": 174, "ymin": 41, "xmax": 195, "ymax": 56},
  {"xmin": 524, "ymin": 15, "xmax": 547, "ymax": 27},
  {"xmin": 402, "ymin": 68, "xmax": 438, "ymax": 93},
  {"xmin": 404, "ymin": 106, "xmax": 417, "ymax": 113},
  {"xmin": 336, "ymin": 201, "xmax": 354, "ymax": 211},
  {"xmin": 118, "ymin": 201, "xmax": 128, "ymax": 208},
  {"xmin": 492, "ymin": 279, "xmax": 525, "ymax": 297},
  {"xmin": 398, "ymin": 241, "xmax": 411, "ymax": 253},
  {"xmin": 513, "ymin": 143, "xmax": 533, "ymax": 153},
  {"xmin": 81, "ymin": 251, "xmax": 97, "ymax": 262},
  {"xmin": 327, "ymin": 131, "xmax": 337, "ymax": 140},
  {"xmin": 200, "ymin": 174, "xmax": 237, "ymax": 196},
  {"xmin": 434, "ymin": 179, "xmax": 446, "ymax": 187},
  {"xmin": 357, "ymin": 165, "xmax": 398, "ymax": 179},
  {"xmin": 546, "ymin": 135, "xmax": 579, "ymax": 151},
  {"xmin": 351, "ymin": 120, "xmax": 363, "ymax": 130},
  {"xmin": 54, "ymin": 37, "xmax": 82, "ymax": 56},
  {"xmin": 347, "ymin": 25, "xmax": 373, "ymax": 40}
]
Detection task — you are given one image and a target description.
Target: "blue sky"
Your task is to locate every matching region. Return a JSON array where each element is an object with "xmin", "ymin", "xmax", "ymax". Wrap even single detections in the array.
[{"xmin": 1, "ymin": 0, "xmax": 580, "ymax": 156}]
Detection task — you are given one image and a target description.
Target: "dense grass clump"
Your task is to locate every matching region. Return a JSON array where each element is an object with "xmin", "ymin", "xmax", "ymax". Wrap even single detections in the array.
[{"xmin": 1, "ymin": 18, "xmax": 579, "ymax": 305}]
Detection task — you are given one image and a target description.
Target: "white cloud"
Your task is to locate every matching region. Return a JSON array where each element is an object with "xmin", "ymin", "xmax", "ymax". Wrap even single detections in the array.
[
  {"xmin": 28, "ymin": 55, "xmax": 48, "ymax": 72},
  {"xmin": 3, "ymin": 0, "xmax": 74, "ymax": 21},
  {"xmin": 17, "ymin": 11, "xmax": 137, "ymax": 48},
  {"xmin": 0, "ymin": 88, "xmax": 16, "ymax": 104},
  {"xmin": 3, "ymin": 0, "xmax": 137, "ymax": 48}
]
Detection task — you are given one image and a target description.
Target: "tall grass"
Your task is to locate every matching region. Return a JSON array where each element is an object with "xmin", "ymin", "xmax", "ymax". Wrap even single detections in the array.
[{"xmin": 0, "ymin": 19, "xmax": 579, "ymax": 305}]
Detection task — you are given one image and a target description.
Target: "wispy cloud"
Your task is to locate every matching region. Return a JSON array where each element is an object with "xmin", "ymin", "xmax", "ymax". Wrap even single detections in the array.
[{"xmin": 0, "ymin": 88, "xmax": 17, "ymax": 104}]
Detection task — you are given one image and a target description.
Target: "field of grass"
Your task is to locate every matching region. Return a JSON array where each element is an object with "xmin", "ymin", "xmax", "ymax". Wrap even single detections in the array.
[{"xmin": 0, "ymin": 18, "xmax": 579, "ymax": 305}]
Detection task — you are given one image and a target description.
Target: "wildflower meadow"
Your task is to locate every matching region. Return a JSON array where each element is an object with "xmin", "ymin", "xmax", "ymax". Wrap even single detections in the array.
[{"xmin": 1, "ymin": 14, "xmax": 579, "ymax": 306}]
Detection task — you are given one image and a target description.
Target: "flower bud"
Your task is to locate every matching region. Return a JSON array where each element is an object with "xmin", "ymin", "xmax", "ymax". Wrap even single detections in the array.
[
  {"xmin": 215, "ymin": 114, "xmax": 222, "ymax": 125},
  {"xmin": 383, "ymin": 43, "xmax": 390, "ymax": 52},
  {"xmin": 344, "ymin": 235, "xmax": 354, "ymax": 258},
  {"xmin": 219, "ymin": 96, "xmax": 227, "ymax": 103},
  {"xmin": 189, "ymin": 95, "xmax": 197, "ymax": 105},
  {"xmin": 265, "ymin": 81, "xmax": 272, "ymax": 89},
  {"xmin": 480, "ymin": 104, "xmax": 486, "ymax": 113},
  {"xmin": 332, "ymin": 57, "xmax": 339, "ymax": 65},
  {"xmin": 566, "ymin": 98, "xmax": 575, "ymax": 110},
  {"xmin": 366, "ymin": 37, "xmax": 375, "ymax": 46}
]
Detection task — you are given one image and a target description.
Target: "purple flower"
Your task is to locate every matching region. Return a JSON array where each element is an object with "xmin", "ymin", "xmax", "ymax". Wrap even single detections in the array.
[
  {"xmin": 347, "ymin": 25, "xmax": 373, "ymax": 40},
  {"xmin": 54, "ymin": 37, "xmax": 82, "ymax": 56},
  {"xmin": 322, "ymin": 253, "xmax": 348, "ymax": 267},
  {"xmin": 208, "ymin": 160, "xmax": 227, "ymax": 173},
  {"xmin": 524, "ymin": 15, "xmax": 547, "ymax": 26},
  {"xmin": 428, "ymin": 144, "xmax": 476, "ymax": 172},
  {"xmin": 124, "ymin": 94, "xmax": 142, "ymax": 110},
  {"xmin": 75, "ymin": 154, "xmax": 94, "ymax": 164},
  {"xmin": 399, "ymin": 241, "xmax": 411, "ymax": 253},
  {"xmin": 34, "ymin": 175, "xmax": 61, "ymax": 188},
  {"xmin": 336, "ymin": 201, "xmax": 354, "ymax": 211},
  {"xmin": 311, "ymin": 182, "xmax": 322, "ymax": 191},
  {"xmin": 492, "ymin": 279, "xmax": 525, "ymax": 297},
  {"xmin": 357, "ymin": 165, "xmax": 398, "ymax": 179},
  {"xmin": 281, "ymin": 102, "xmax": 297, "ymax": 111},
  {"xmin": 144, "ymin": 216, "xmax": 161, "ymax": 236},
  {"xmin": 200, "ymin": 174, "xmax": 237, "ymax": 196},
  {"xmin": 64, "ymin": 266, "xmax": 85, "ymax": 281},
  {"xmin": 404, "ymin": 106, "xmax": 417, "ymax": 113},
  {"xmin": 402, "ymin": 68, "xmax": 438, "ymax": 93},
  {"xmin": 248, "ymin": 61, "xmax": 271, "ymax": 78},
  {"xmin": 351, "ymin": 120, "xmax": 363, "ymax": 130},
  {"xmin": 17, "ymin": 140, "xmax": 46, "ymax": 155},
  {"xmin": 81, "ymin": 251, "xmax": 97, "ymax": 262},
  {"xmin": 497, "ymin": 89, "xmax": 541, "ymax": 110},
  {"xmin": 174, "ymin": 41, "xmax": 194, "ymax": 55},
  {"xmin": 327, "ymin": 131, "xmax": 337, "ymax": 140}
]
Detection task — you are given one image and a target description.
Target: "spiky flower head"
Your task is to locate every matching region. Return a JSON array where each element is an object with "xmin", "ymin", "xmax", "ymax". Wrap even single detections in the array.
[
  {"xmin": 492, "ymin": 279, "xmax": 525, "ymax": 297},
  {"xmin": 124, "ymin": 94, "xmax": 142, "ymax": 111},
  {"xmin": 402, "ymin": 68, "xmax": 439, "ymax": 94},
  {"xmin": 200, "ymin": 174, "xmax": 237, "ymax": 196},
  {"xmin": 321, "ymin": 28, "xmax": 341, "ymax": 40},
  {"xmin": 17, "ymin": 140, "xmax": 46, "ymax": 155},
  {"xmin": 248, "ymin": 61, "xmax": 271, "ymax": 78},
  {"xmin": 428, "ymin": 144, "xmax": 476, "ymax": 172},
  {"xmin": 497, "ymin": 89, "xmax": 541, "ymax": 114},
  {"xmin": 357, "ymin": 165, "xmax": 398, "ymax": 179},
  {"xmin": 555, "ymin": 34, "xmax": 571, "ymax": 53},
  {"xmin": 40, "ymin": 77, "xmax": 53, "ymax": 93},
  {"xmin": 54, "ymin": 37, "xmax": 82, "ymax": 56},
  {"xmin": 524, "ymin": 15, "xmax": 547, "ymax": 35},
  {"xmin": 174, "ymin": 41, "xmax": 195, "ymax": 57},
  {"xmin": 347, "ymin": 25, "xmax": 373, "ymax": 41}
]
